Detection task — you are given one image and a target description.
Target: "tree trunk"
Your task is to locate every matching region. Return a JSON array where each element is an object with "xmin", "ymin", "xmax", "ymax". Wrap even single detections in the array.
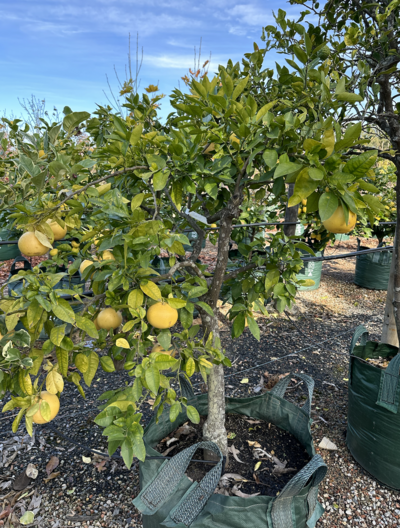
[
  {"xmin": 393, "ymin": 168, "xmax": 400, "ymax": 343},
  {"xmin": 283, "ymin": 183, "xmax": 298, "ymax": 237},
  {"xmin": 382, "ymin": 229, "xmax": 399, "ymax": 347},
  {"xmin": 200, "ymin": 198, "xmax": 241, "ymax": 458}
]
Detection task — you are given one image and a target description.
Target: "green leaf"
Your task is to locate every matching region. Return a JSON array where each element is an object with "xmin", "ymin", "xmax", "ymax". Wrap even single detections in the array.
[
  {"xmin": 40, "ymin": 400, "xmax": 52, "ymax": 422},
  {"xmin": 357, "ymin": 181, "xmax": 379, "ymax": 193},
  {"xmin": 56, "ymin": 348, "xmax": 69, "ymax": 377},
  {"xmin": 308, "ymin": 167, "xmax": 324, "ymax": 181},
  {"xmin": 265, "ymin": 269, "xmax": 280, "ymax": 290},
  {"xmin": 27, "ymin": 299, "xmax": 43, "ymax": 329},
  {"xmin": 220, "ymin": 69, "xmax": 233, "ymax": 97},
  {"xmin": 75, "ymin": 353, "xmax": 89, "ymax": 373},
  {"xmin": 140, "ymin": 282, "xmax": 162, "ymax": 301},
  {"xmin": 153, "ymin": 171, "xmax": 168, "ymax": 191},
  {"xmin": 128, "ymin": 289, "xmax": 144, "ymax": 309},
  {"xmin": 246, "ymin": 317, "xmax": 260, "ymax": 341},
  {"xmin": 186, "ymin": 405, "xmax": 200, "ymax": 424},
  {"xmin": 75, "ymin": 315, "xmax": 99, "ymax": 339},
  {"xmin": 335, "ymin": 92, "xmax": 363, "ymax": 103},
  {"xmin": 232, "ymin": 312, "xmax": 246, "ymax": 338},
  {"xmin": 274, "ymin": 162, "xmax": 303, "ymax": 179},
  {"xmin": 51, "ymin": 298, "xmax": 76, "ymax": 324},
  {"xmin": 131, "ymin": 193, "xmax": 145, "ymax": 212},
  {"xmin": 100, "ymin": 356, "xmax": 116, "ymax": 372},
  {"xmin": 362, "ymin": 194, "xmax": 386, "ymax": 213},
  {"xmin": 145, "ymin": 365, "xmax": 160, "ymax": 394},
  {"xmin": 171, "ymin": 181, "xmax": 183, "ymax": 211},
  {"xmin": 167, "ymin": 297, "xmax": 186, "ymax": 309},
  {"xmin": 82, "ymin": 351, "xmax": 99, "ymax": 387},
  {"xmin": 318, "ymin": 192, "xmax": 339, "ymax": 221},
  {"xmin": 131, "ymin": 422, "xmax": 146, "ymax": 462},
  {"xmin": 343, "ymin": 151, "xmax": 378, "ymax": 178},
  {"xmin": 292, "ymin": 168, "xmax": 318, "ymax": 201},
  {"xmin": 157, "ymin": 329, "xmax": 171, "ymax": 351},
  {"xmin": 63, "ymin": 111, "xmax": 90, "ymax": 133},
  {"xmin": 256, "ymin": 100, "xmax": 277, "ymax": 122},
  {"xmin": 263, "ymin": 149, "xmax": 278, "ymax": 168},
  {"xmin": 50, "ymin": 325, "xmax": 66, "ymax": 347},
  {"xmin": 121, "ymin": 437, "xmax": 134, "ymax": 469},
  {"xmin": 170, "ymin": 403, "xmax": 181, "ymax": 422},
  {"xmin": 130, "ymin": 124, "xmax": 143, "ymax": 146},
  {"xmin": 195, "ymin": 301, "xmax": 214, "ymax": 316},
  {"xmin": 146, "ymin": 154, "xmax": 166, "ymax": 170},
  {"xmin": 154, "ymin": 354, "xmax": 177, "ymax": 370},
  {"xmin": 232, "ymin": 75, "xmax": 249, "ymax": 100}
]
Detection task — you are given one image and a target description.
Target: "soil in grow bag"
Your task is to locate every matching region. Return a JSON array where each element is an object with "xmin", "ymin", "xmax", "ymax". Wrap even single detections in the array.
[
  {"xmin": 155, "ymin": 413, "xmax": 311, "ymax": 497},
  {"xmin": 354, "ymin": 244, "xmax": 392, "ymax": 290}
]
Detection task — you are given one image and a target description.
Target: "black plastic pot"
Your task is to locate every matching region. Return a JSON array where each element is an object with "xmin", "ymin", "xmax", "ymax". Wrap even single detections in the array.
[
  {"xmin": 134, "ymin": 373, "xmax": 327, "ymax": 528},
  {"xmin": 347, "ymin": 326, "xmax": 400, "ymax": 490}
]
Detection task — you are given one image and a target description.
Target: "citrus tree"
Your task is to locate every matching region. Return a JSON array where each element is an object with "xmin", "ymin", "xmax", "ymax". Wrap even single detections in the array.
[{"xmin": 0, "ymin": 14, "xmax": 381, "ymax": 464}]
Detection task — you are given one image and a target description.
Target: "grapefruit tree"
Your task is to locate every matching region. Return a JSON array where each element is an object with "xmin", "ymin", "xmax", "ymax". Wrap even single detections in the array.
[{"xmin": 0, "ymin": 15, "xmax": 381, "ymax": 464}]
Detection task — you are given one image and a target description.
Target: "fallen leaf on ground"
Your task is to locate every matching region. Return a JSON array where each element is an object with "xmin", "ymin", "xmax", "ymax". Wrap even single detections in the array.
[
  {"xmin": 46, "ymin": 456, "xmax": 59, "ymax": 476},
  {"xmin": 166, "ymin": 437, "xmax": 178, "ymax": 447},
  {"xmin": 44, "ymin": 472, "xmax": 61, "ymax": 484},
  {"xmin": 231, "ymin": 485, "xmax": 260, "ymax": 498},
  {"xmin": 245, "ymin": 419, "xmax": 262, "ymax": 425},
  {"xmin": 20, "ymin": 511, "xmax": 35, "ymax": 525},
  {"xmin": 161, "ymin": 445, "xmax": 177, "ymax": 457},
  {"xmin": 26, "ymin": 464, "xmax": 38, "ymax": 479},
  {"xmin": 82, "ymin": 456, "xmax": 91, "ymax": 464},
  {"xmin": 247, "ymin": 441, "xmax": 261, "ymax": 448},
  {"xmin": 240, "ymin": 378, "xmax": 249, "ymax": 384},
  {"xmin": 228, "ymin": 445, "xmax": 244, "ymax": 464},
  {"xmin": 12, "ymin": 471, "xmax": 31, "ymax": 491},
  {"xmin": 318, "ymin": 437, "xmax": 338, "ymax": 451},
  {"xmin": 94, "ymin": 460, "xmax": 107, "ymax": 472}
]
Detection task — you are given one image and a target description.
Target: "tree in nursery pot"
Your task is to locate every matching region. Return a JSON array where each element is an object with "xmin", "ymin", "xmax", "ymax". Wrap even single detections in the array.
[{"xmin": 0, "ymin": 14, "xmax": 380, "ymax": 468}]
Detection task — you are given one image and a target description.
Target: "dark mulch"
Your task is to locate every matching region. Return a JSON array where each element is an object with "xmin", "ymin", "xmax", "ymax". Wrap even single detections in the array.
[{"xmin": 156, "ymin": 413, "xmax": 311, "ymax": 497}]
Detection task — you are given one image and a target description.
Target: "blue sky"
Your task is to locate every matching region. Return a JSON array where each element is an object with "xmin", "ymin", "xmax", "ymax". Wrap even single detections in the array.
[{"xmin": 1, "ymin": 0, "xmax": 306, "ymax": 122}]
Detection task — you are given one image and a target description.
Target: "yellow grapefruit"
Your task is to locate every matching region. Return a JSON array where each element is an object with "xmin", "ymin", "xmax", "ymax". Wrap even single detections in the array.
[
  {"xmin": 80, "ymin": 260, "xmax": 94, "ymax": 276},
  {"xmin": 31, "ymin": 392, "xmax": 60, "ymax": 424},
  {"xmin": 97, "ymin": 308, "xmax": 123, "ymax": 330},
  {"xmin": 147, "ymin": 302, "xmax": 178, "ymax": 329},
  {"xmin": 18, "ymin": 232, "xmax": 48, "ymax": 257},
  {"xmin": 38, "ymin": 149, "xmax": 46, "ymax": 158},
  {"xmin": 322, "ymin": 206, "xmax": 357, "ymax": 234},
  {"xmin": 94, "ymin": 317, "xmax": 100, "ymax": 330},
  {"xmin": 49, "ymin": 249, "xmax": 59, "ymax": 257},
  {"xmin": 100, "ymin": 250, "xmax": 115, "ymax": 261},
  {"xmin": 47, "ymin": 219, "xmax": 67, "ymax": 241}
]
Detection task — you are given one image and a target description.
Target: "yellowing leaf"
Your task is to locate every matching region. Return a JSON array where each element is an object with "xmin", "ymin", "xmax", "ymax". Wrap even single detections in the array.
[
  {"xmin": 116, "ymin": 338, "xmax": 130, "ymax": 349},
  {"xmin": 140, "ymin": 281, "xmax": 162, "ymax": 301},
  {"xmin": 107, "ymin": 400, "xmax": 136, "ymax": 411},
  {"xmin": 321, "ymin": 129, "xmax": 335, "ymax": 159},
  {"xmin": 254, "ymin": 461, "xmax": 262, "ymax": 471},
  {"xmin": 185, "ymin": 357, "xmax": 196, "ymax": 377},
  {"xmin": 46, "ymin": 370, "xmax": 64, "ymax": 394},
  {"xmin": 75, "ymin": 353, "xmax": 89, "ymax": 373},
  {"xmin": 19, "ymin": 371, "xmax": 33, "ymax": 396},
  {"xmin": 128, "ymin": 289, "xmax": 144, "ymax": 309},
  {"xmin": 34, "ymin": 230, "xmax": 53, "ymax": 249}
]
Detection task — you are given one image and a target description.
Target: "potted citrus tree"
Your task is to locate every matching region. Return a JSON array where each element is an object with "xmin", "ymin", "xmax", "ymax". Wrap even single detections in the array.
[{"xmin": 0, "ymin": 13, "xmax": 382, "ymax": 526}]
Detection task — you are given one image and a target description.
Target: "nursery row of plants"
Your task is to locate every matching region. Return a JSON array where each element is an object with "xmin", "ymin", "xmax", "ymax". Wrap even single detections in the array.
[{"xmin": 1, "ymin": 0, "xmax": 400, "ymax": 527}]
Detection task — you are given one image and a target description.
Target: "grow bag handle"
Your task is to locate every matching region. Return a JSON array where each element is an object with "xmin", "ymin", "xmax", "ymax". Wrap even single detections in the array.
[
  {"xmin": 133, "ymin": 441, "xmax": 223, "ymax": 527},
  {"xmin": 271, "ymin": 454, "xmax": 327, "ymax": 528},
  {"xmin": 269, "ymin": 373, "xmax": 314, "ymax": 417},
  {"xmin": 349, "ymin": 325, "xmax": 369, "ymax": 355},
  {"xmin": 376, "ymin": 353, "xmax": 400, "ymax": 414},
  {"xmin": 9, "ymin": 256, "xmax": 32, "ymax": 274}
]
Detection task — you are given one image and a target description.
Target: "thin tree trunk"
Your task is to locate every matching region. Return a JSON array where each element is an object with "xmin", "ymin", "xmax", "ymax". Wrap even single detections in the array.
[
  {"xmin": 393, "ymin": 169, "xmax": 400, "ymax": 343},
  {"xmin": 283, "ymin": 184, "xmax": 298, "ymax": 237},
  {"xmin": 382, "ymin": 229, "xmax": 399, "ymax": 347}
]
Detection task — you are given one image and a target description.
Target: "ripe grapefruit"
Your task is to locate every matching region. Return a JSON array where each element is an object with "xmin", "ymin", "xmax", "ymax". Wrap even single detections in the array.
[
  {"xmin": 47, "ymin": 219, "xmax": 67, "ymax": 241},
  {"xmin": 97, "ymin": 308, "xmax": 123, "ymax": 330},
  {"xmin": 18, "ymin": 232, "xmax": 48, "ymax": 257},
  {"xmin": 322, "ymin": 206, "xmax": 357, "ymax": 234},
  {"xmin": 100, "ymin": 250, "xmax": 115, "ymax": 261},
  {"xmin": 147, "ymin": 302, "xmax": 178, "ymax": 329},
  {"xmin": 80, "ymin": 260, "xmax": 94, "ymax": 276},
  {"xmin": 31, "ymin": 392, "xmax": 60, "ymax": 424}
]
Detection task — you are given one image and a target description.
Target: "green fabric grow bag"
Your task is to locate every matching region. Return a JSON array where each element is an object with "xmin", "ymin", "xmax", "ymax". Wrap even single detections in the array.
[
  {"xmin": 0, "ymin": 230, "xmax": 21, "ymax": 261},
  {"xmin": 354, "ymin": 245, "xmax": 392, "ymax": 290},
  {"xmin": 347, "ymin": 326, "xmax": 400, "ymax": 490},
  {"xmin": 134, "ymin": 373, "xmax": 327, "ymax": 528},
  {"xmin": 183, "ymin": 232, "xmax": 206, "ymax": 252},
  {"xmin": 296, "ymin": 251, "xmax": 322, "ymax": 291},
  {"xmin": 335, "ymin": 234, "xmax": 349, "ymax": 241}
]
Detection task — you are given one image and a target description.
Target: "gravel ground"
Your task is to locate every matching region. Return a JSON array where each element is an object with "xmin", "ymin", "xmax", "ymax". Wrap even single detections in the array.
[{"xmin": 1, "ymin": 236, "xmax": 399, "ymax": 527}]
